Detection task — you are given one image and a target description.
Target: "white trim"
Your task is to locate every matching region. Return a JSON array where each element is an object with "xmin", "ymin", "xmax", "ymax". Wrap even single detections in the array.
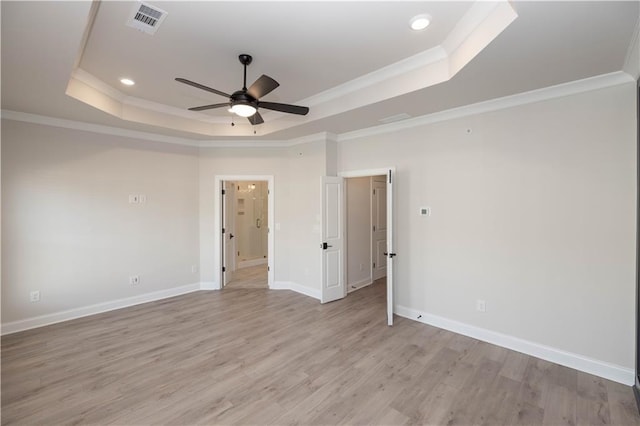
[
  {"xmin": 339, "ymin": 168, "xmax": 393, "ymax": 179},
  {"xmin": 1, "ymin": 110, "xmax": 201, "ymax": 147},
  {"xmin": 199, "ymin": 281, "xmax": 217, "ymax": 290},
  {"xmin": 72, "ymin": 68, "xmax": 125, "ymax": 103},
  {"xmin": 299, "ymin": 1, "xmax": 514, "ymax": 108},
  {"xmin": 0, "ymin": 111, "xmax": 335, "ymax": 149},
  {"xmin": 338, "ymin": 71, "xmax": 634, "ymax": 142},
  {"xmin": 272, "ymin": 281, "xmax": 321, "ymax": 300},
  {"xmin": 623, "ymin": 15, "xmax": 640, "ymax": 79},
  {"xmin": 3, "ymin": 71, "xmax": 632, "ymax": 149},
  {"xmin": 1, "ymin": 283, "xmax": 201, "ymax": 336},
  {"xmin": 238, "ymin": 258, "xmax": 268, "ymax": 269},
  {"xmin": 395, "ymin": 305, "xmax": 634, "ymax": 386}
]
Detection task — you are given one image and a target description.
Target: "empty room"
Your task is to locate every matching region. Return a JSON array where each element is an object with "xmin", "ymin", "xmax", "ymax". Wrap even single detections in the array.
[{"xmin": 2, "ymin": 1, "xmax": 640, "ymax": 424}]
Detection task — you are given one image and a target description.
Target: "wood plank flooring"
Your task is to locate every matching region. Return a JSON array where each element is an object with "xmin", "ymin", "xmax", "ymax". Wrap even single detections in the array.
[
  {"xmin": 2, "ymin": 281, "xmax": 639, "ymax": 425},
  {"xmin": 225, "ymin": 264, "xmax": 268, "ymax": 289}
]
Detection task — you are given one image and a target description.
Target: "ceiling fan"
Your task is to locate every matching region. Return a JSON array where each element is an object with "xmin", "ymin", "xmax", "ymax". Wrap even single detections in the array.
[{"xmin": 175, "ymin": 54, "xmax": 309, "ymax": 125}]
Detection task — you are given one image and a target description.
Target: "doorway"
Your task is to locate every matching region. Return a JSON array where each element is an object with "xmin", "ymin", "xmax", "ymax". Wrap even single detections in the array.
[
  {"xmin": 321, "ymin": 168, "xmax": 395, "ymax": 325},
  {"xmin": 215, "ymin": 175, "xmax": 274, "ymax": 290},
  {"xmin": 345, "ymin": 175, "xmax": 388, "ymax": 293},
  {"xmin": 224, "ymin": 180, "xmax": 269, "ymax": 289}
]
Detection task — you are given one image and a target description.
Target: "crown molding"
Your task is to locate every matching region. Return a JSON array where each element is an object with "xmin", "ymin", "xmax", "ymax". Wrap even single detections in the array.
[
  {"xmin": 0, "ymin": 110, "xmax": 334, "ymax": 149},
  {"xmin": 623, "ymin": 15, "xmax": 640, "ymax": 80},
  {"xmin": 4, "ymin": 71, "xmax": 632, "ymax": 149},
  {"xmin": 65, "ymin": 1, "xmax": 516, "ymax": 138},
  {"xmin": 337, "ymin": 71, "xmax": 634, "ymax": 142},
  {"xmin": 1, "ymin": 110, "xmax": 201, "ymax": 146}
]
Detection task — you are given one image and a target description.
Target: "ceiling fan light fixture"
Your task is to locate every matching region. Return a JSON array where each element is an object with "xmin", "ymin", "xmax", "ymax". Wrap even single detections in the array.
[
  {"xmin": 230, "ymin": 103, "xmax": 257, "ymax": 117},
  {"xmin": 410, "ymin": 14, "xmax": 431, "ymax": 31},
  {"xmin": 120, "ymin": 78, "xmax": 135, "ymax": 86}
]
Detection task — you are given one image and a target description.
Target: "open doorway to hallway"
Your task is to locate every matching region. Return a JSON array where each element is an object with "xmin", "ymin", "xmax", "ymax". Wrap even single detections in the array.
[
  {"xmin": 345, "ymin": 174, "xmax": 388, "ymax": 294},
  {"xmin": 222, "ymin": 180, "xmax": 269, "ymax": 289}
]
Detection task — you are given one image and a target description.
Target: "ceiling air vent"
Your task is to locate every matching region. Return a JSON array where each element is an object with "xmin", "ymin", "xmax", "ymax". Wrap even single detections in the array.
[{"xmin": 126, "ymin": 2, "xmax": 168, "ymax": 35}]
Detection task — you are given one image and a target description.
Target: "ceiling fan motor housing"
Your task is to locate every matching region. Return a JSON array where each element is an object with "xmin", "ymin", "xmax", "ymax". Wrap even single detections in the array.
[{"xmin": 231, "ymin": 90, "xmax": 257, "ymax": 108}]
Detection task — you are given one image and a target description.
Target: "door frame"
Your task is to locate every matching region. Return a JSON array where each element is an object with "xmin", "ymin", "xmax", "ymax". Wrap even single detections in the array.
[
  {"xmin": 339, "ymin": 167, "xmax": 395, "ymax": 325},
  {"xmin": 214, "ymin": 175, "xmax": 275, "ymax": 290}
]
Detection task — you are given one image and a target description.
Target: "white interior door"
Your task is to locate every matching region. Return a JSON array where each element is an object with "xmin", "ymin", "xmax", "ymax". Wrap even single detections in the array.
[
  {"xmin": 321, "ymin": 176, "xmax": 346, "ymax": 303},
  {"xmin": 385, "ymin": 170, "xmax": 395, "ymax": 326},
  {"xmin": 223, "ymin": 181, "xmax": 236, "ymax": 286},
  {"xmin": 372, "ymin": 178, "xmax": 387, "ymax": 280}
]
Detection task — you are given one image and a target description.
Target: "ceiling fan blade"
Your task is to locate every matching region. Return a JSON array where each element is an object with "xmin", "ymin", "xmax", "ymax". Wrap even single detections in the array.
[
  {"xmin": 259, "ymin": 101, "xmax": 309, "ymax": 116},
  {"xmin": 248, "ymin": 112, "xmax": 264, "ymax": 125},
  {"xmin": 175, "ymin": 78, "xmax": 231, "ymax": 98},
  {"xmin": 188, "ymin": 103, "xmax": 229, "ymax": 111},
  {"xmin": 247, "ymin": 75, "xmax": 280, "ymax": 99}
]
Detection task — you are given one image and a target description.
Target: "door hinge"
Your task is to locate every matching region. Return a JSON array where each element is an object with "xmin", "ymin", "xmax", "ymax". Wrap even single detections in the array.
[
  {"xmin": 222, "ymin": 227, "xmax": 225, "ymax": 234},
  {"xmin": 373, "ymin": 225, "xmax": 376, "ymax": 231},
  {"xmin": 238, "ymin": 251, "xmax": 240, "ymax": 256},
  {"xmin": 388, "ymin": 170, "xmax": 392, "ymax": 183},
  {"xmin": 268, "ymin": 266, "xmax": 270, "ymax": 271},
  {"xmin": 373, "ymin": 189, "xmax": 376, "ymax": 195},
  {"xmin": 373, "ymin": 262, "xmax": 376, "ymax": 268},
  {"xmin": 222, "ymin": 266, "xmax": 226, "ymax": 272},
  {"xmin": 222, "ymin": 189, "xmax": 226, "ymax": 195}
]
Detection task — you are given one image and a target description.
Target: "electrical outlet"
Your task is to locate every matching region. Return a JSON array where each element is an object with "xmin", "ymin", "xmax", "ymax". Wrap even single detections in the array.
[
  {"xmin": 128, "ymin": 194, "xmax": 139, "ymax": 204},
  {"xmin": 129, "ymin": 275, "xmax": 140, "ymax": 285},
  {"xmin": 30, "ymin": 290, "xmax": 40, "ymax": 302},
  {"xmin": 476, "ymin": 299, "xmax": 486, "ymax": 312},
  {"xmin": 139, "ymin": 194, "xmax": 147, "ymax": 204}
]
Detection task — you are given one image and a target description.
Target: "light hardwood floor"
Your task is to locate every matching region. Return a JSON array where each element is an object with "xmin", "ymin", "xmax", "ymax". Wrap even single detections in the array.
[
  {"xmin": 225, "ymin": 264, "xmax": 268, "ymax": 289},
  {"xmin": 2, "ymin": 281, "xmax": 639, "ymax": 425}
]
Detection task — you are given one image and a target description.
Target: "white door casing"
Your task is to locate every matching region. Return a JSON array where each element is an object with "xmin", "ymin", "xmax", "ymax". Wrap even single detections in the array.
[
  {"xmin": 223, "ymin": 181, "xmax": 236, "ymax": 286},
  {"xmin": 321, "ymin": 176, "xmax": 346, "ymax": 304},
  {"xmin": 339, "ymin": 168, "xmax": 395, "ymax": 326},
  {"xmin": 372, "ymin": 178, "xmax": 387, "ymax": 281},
  {"xmin": 385, "ymin": 170, "xmax": 394, "ymax": 326}
]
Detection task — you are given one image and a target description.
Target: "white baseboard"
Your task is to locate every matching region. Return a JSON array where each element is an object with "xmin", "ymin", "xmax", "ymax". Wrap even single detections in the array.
[
  {"xmin": 347, "ymin": 278, "xmax": 373, "ymax": 293},
  {"xmin": 394, "ymin": 305, "xmax": 634, "ymax": 386},
  {"xmin": 1, "ymin": 283, "xmax": 202, "ymax": 336},
  {"xmin": 199, "ymin": 281, "xmax": 218, "ymax": 290},
  {"xmin": 272, "ymin": 281, "xmax": 321, "ymax": 300},
  {"xmin": 238, "ymin": 258, "xmax": 267, "ymax": 269}
]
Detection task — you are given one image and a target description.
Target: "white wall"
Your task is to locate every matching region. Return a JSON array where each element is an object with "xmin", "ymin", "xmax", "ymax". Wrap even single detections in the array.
[
  {"xmin": 198, "ymin": 146, "xmax": 287, "ymax": 286},
  {"xmin": 346, "ymin": 177, "xmax": 372, "ymax": 289},
  {"xmin": 1, "ymin": 82, "xmax": 636, "ymax": 384},
  {"xmin": 1, "ymin": 120, "xmax": 200, "ymax": 325},
  {"xmin": 338, "ymin": 83, "xmax": 637, "ymax": 371},
  {"xmin": 198, "ymin": 137, "xmax": 330, "ymax": 293}
]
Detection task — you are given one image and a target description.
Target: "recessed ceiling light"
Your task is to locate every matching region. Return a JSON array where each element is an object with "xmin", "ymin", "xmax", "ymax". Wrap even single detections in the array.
[
  {"xmin": 410, "ymin": 14, "xmax": 431, "ymax": 31},
  {"xmin": 120, "ymin": 78, "xmax": 135, "ymax": 86}
]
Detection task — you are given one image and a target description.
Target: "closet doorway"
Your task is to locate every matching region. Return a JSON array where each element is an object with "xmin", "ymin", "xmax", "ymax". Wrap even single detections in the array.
[
  {"xmin": 216, "ymin": 175, "xmax": 274, "ymax": 290},
  {"xmin": 345, "ymin": 174, "xmax": 388, "ymax": 293}
]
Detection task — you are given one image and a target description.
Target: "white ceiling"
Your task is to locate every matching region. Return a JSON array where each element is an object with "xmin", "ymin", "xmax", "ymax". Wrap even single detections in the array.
[{"xmin": 2, "ymin": 1, "xmax": 639, "ymax": 144}]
